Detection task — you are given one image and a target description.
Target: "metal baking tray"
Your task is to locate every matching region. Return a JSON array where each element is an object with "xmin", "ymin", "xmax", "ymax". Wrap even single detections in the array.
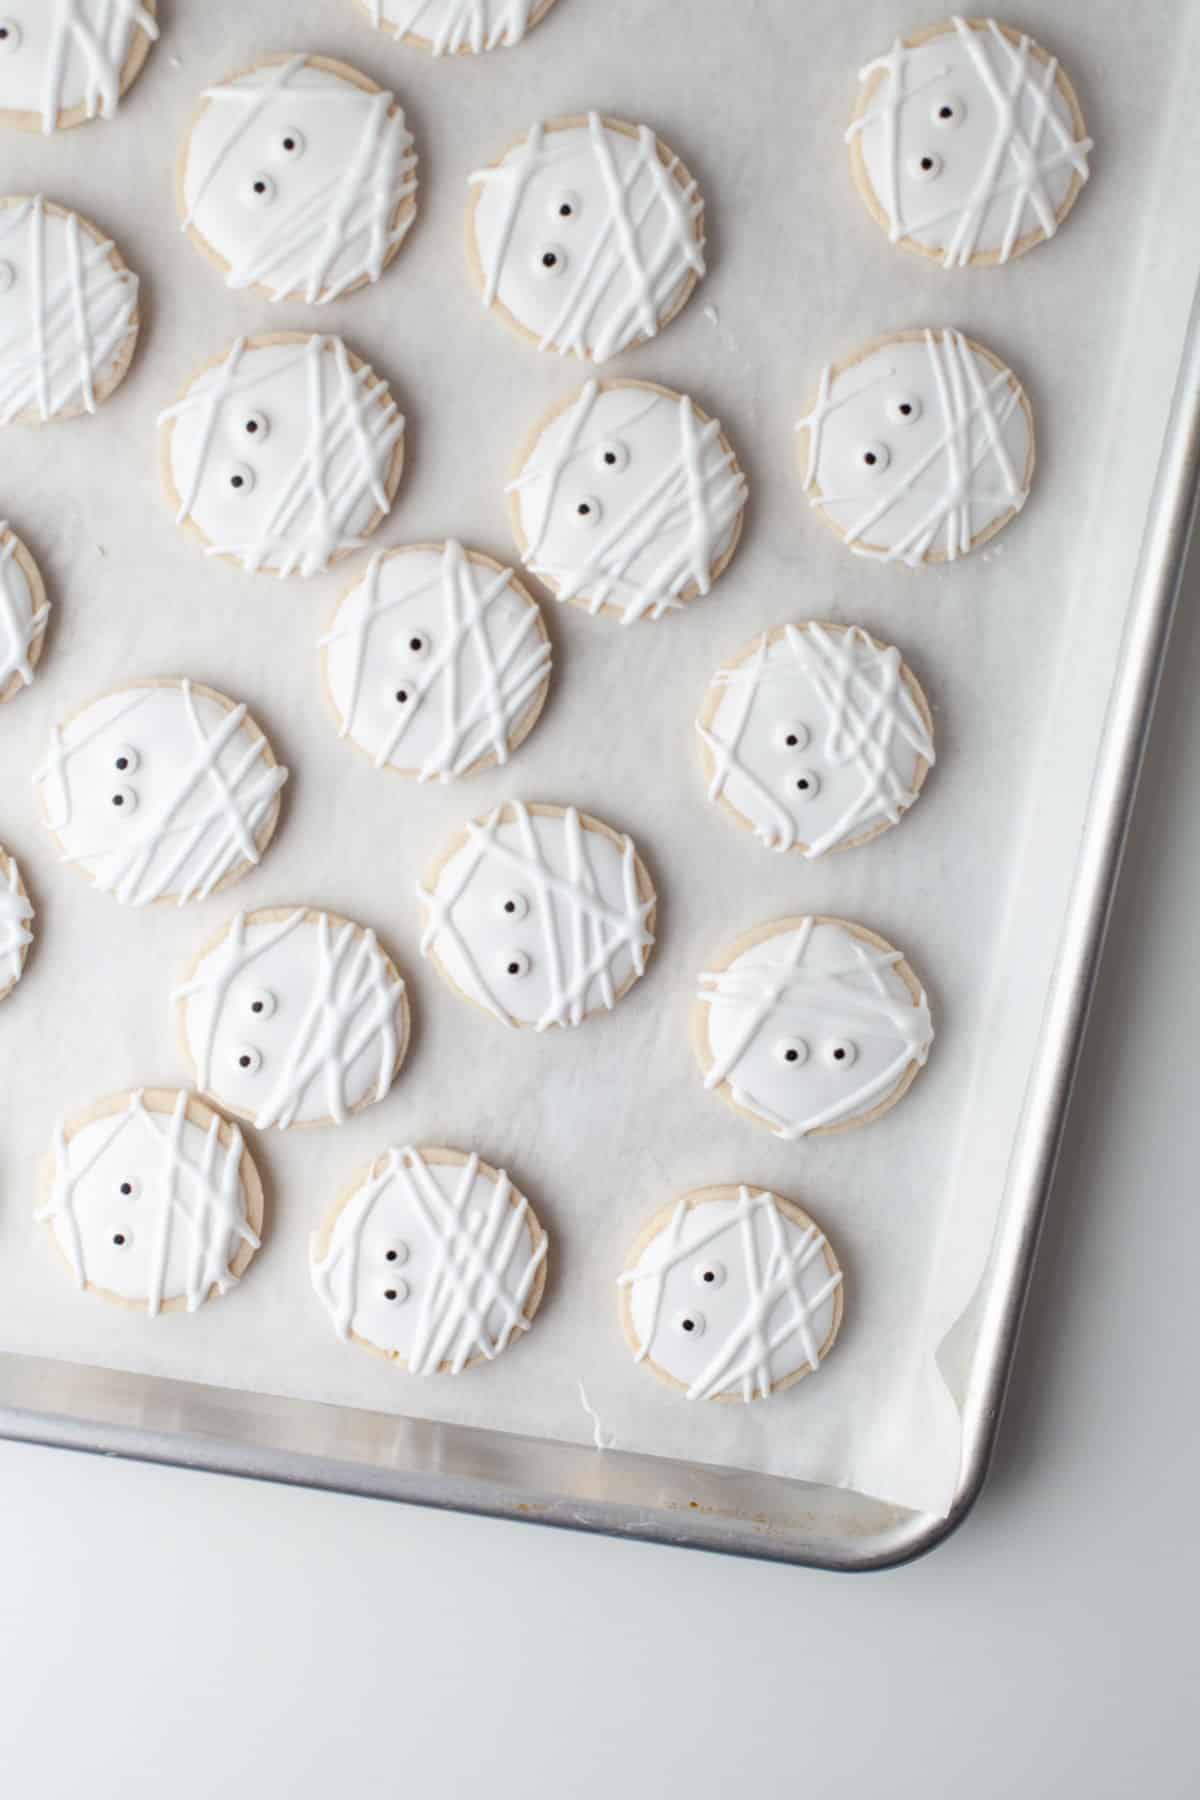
[{"xmin": 2, "ymin": 0, "xmax": 1199, "ymax": 1566}]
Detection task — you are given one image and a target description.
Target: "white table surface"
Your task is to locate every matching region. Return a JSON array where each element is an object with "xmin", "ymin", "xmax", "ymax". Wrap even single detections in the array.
[{"xmin": 3, "ymin": 528, "xmax": 1197, "ymax": 1797}]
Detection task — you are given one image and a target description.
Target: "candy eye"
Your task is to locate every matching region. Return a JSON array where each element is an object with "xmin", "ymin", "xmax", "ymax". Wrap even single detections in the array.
[
  {"xmin": 244, "ymin": 174, "xmax": 276, "ymax": 207},
  {"xmin": 111, "ymin": 1228, "xmax": 133, "ymax": 1249},
  {"xmin": 823, "ymin": 1039, "xmax": 858, "ymax": 1069},
  {"xmin": 226, "ymin": 462, "xmax": 255, "ymax": 494},
  {"xmin": 112, "ymin": 744, "xmax": 139, "ymax": 774},
  {"xmin": 495, "ymin": 892, "xmax": 529, "ymax": 921},
  {"xmin": 241, "ymin": 410, "xmax": 269, "ymax": 441},
  {"xmin": 274, "ymin": 127, "xmax": 306, "ymax": 160},
  {"xmin": 792, "ymin": 769, "xmax": 822, "ymax": 799},
  {"xmin": 383, "ymin": 1243, "xmax": 409, "ymax": 1266},
  {"xmin": 932, "ymin": 95, "xmax": 966, "ymax": 128},
  {"xmin": 382, "ymin": 1280, "xmax": 410, "ymax": 1303},
  {"xmin": 573, "ymin": 495, "xmax": 602, "ymax": 526},
  {"xmin": 694, "ymin": 1262, "xmax": 725, "ymax": 1290},
  {"xmin": 888, "ymin": 395, "xmax": 922, "ymax": 425},
  {"xmin": 674, "ymin": 1310, "xmax": 705, "ymax": 1338},
  {"xmin": 233, "ymin": 1045, "xmax": 262, "ymax": 1074},
  {"xmin": 774, "ymin": 1037, "xmax": 809, "ymax": 1066},
  {"xmin": 535, "ymin": 244, "xmax": 567, "ymax": 277},
  {"xmin": 859, "ymin": 442, "xmax": 890, "ymax": 474},
  {"xmin": 551, "ymin": 190, "xmax": 581, "ymax": 221},
  {"xmin": 503, "ymin": 949, "xmax": 531, "ymax": 979},
  {"xmin": 0, "ymin": 20, "xmax": 22, "ymax": 51},
  {"xmin": 909, "ymin": 152, "xmax": 943, "ymax": 182},
  {"xmin": 773, "ymin": 721, "xmax": 810, "ymax": 752},
  {"xmin": 118, "ymin": 1178, "xmax": 139, "ymax": 1199},
  {"xmin": 596, "ymin": 440, "xmax": 629, "ymax": 473},
  {"xmin": 246, "ymin": 988, "xmax": 275, "ymax": 1019},
  {"xmin": 110, "ymin": 785, "xmax": 137, "ymax": 812},
  {"xmin": 0, "ymin": 261, "xmax": 14, "ymax": 295}
]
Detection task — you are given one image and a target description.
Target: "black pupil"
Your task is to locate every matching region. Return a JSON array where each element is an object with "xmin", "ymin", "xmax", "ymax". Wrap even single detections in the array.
[
  {"xmin": 682, "ymin": 1319, "xmax": 695, "ymax": 1332},
  {"xmin": 604, "ymin": 452, "xmax": 616, "ymax": 465},
  {"xmin": 900, "ymin": 403, "xmax": 912, "ymax": 415},
  {"xmin": 578, "ymin": 503, "xmax": 590, "ymax": 515},
  {"xmin": 120, "ymin": 1183, "xmax": 132, "ymax": 1196},
  {"xmin": 785, "ymin": 735, "xmax": 798, "ymax": 747},
  {"xmin": 239, "ymin": 1055, "xmax": 252, "ymax": 1068},
  {"xmin": 231, "ymin": 474, "xmax": 244, "ymax": 488},
  {"xmin": 864, "ymin": 452, "xmax": 877, "ymax": 465},
  {"xmin": 797, "ymin": 778, "xmax": 810, "ymax": 790},
  {"xmin": 283, "ymin": 138, "xmax": 295, "ymax": 151},
  {"xmin": 116, "ymin": 756, "xmax": 128, "ymax": 770},
  {"xmin": 786, "ymin": 1049, "xmax": 799, "ymax": 1062},
  {"xmin": 703, "ymin": 1271, "xmax": 715, "ymax": 1283},
  {"xmin": 386, "ymin": 1250, "xmax": 397, "ymax": 1262},
  {"xmin": 254, "ymin": 180, "xmax": 267, "ymax": 193},
  {"xmin": 542, "ymin": 251, "xmax": 557, "ymax": 267},
  {"xmin": 559, "ymin": 203, "xmax": 571, "ymax": 217},
  {"xmin": 834, "ymin": 1048, "xmax": 846, "ymax": 1060},
  {"xmin": 251, "ymin": 1001, "xmax": 263, "ymax": 1014},
  {"xmin": 504, "ymin": 901, "xmax": 515, "ymax": 913},
  {"xmin": 507, "ymin": 961, "xmax": 520, "ymax": 975},
  {"xmin": 113, "ymin": 1233, "xmax": 125, "ymax": 1246},
  {"xmin": 385, "ymin": 1289, "xmax": 397, "ymax": 1301},
  {"xmin": 395, "ymin": 689, "xmax": 408, "ymax": 704},
  {"xmin": 112, "ymin": 793, "xmax": 124, "ymax": 806},
  {"xmin": 939, "ymin": 105, "xmax": 953, "ymax": 118},
  {"xmin": 921, "ymin": 157, "xmax": 934, "ymax": 170},
  {"xmin": 410, "ymin": 637, "xmax": 422, "ymax": 651},
  {"xmin": 245, "ymin": 419, "xmax": 258, "ymax": 434}
]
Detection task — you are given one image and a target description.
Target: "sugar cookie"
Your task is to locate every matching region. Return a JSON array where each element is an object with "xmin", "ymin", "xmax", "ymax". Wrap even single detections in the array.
[
  {"xmin": 34, "ymin": 678, "xmax": 287, "ymax": 908},
  {"xmin": 0, "ymin": 1, "xmax": 158, "ymax": 135},
  {"xmin": 358, "ymin": 0, "xmax": 561, "ymax": 55},
  {"xmin": 176, "ymin": 906, "xmax": 411, "ymax": 1131},
  {"xmin": 158, "ymin": 332, "xmax": 405, "ymax": 579},
  {"xmin": 795, "ymin": 328, "xmax": 1033, "ymax": 565},
  {"xmin": 419, "ymin": 800, "xmax": 656, "ymax": 1030},
  {"xmin": 312, "ymin": 1145, "xmax": 548, "ymax": 1373},
  {"xmin": 0, "ymin": 844, "xmax": 32, "ymax": 1001},
  {"xmin": 0, "ymin": 521, "xmax": 49, "ymax": 701},
  {"xmin": 320, "ymin": 540, "xmax": 551, "ymax": 781},
  {"xmin": 619, "ymin": 1185, "xmax": 843, "ymax": 1401},
  {"xmin": 467, "ymin": 112, "xmax": 705, "ymax": 362},
  {"xmin": 35, "ymin": 1088, "xmax": 262, "ymax": 1315},
  {"xmin": 697, "ymin": 622, "xmax": 935, "ymax": 856},
  {"xmin": 696, "ymin": 915, "xmax": 933, "ymax": 1139},
  {"xmin": 176, "ymin": 54, "xmax": 417, "ymax": 306},
  {"xmin": 847, "ymin": 18, "xmax": 1091, "ymax": 269},
  {"xmin": 0, "ymin": 196, "xmax": 140, "ymax": 424},
  {"xmin": 507, "ymin": 378, "xmax": 746, "ymax": 624}
]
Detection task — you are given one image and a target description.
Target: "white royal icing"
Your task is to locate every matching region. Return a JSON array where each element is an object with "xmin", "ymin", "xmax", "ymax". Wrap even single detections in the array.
[
  {"xmin": 312, "ymin": 1146, "xmax": 546, "ymax": 1373},
  {"xmin": 0, "ymin": 196, "xmax": 139, "ymax": 424},
  {"xmin": 0, "ymin": 525, "xmax": 48, "ymax": 693},
  {"xmin": 159, "ymin": 333, "xmax": 404, "ymax": 578},
  {"xmin": 179, "ymin": 56, "xmax": 417, "ymax": 306},
  {"xmin": 35, "ymin": 679, "xmax": 287, "ymax": 908},
  {"xmin": 0, "ymin": 851, "xmax": 32, "ymax": 994},
  {"xmin": 698, "ymin": 623, "xmax": 935, "ymax": 856},
  {"xmin": 0, "ymin": 1, "xmax": 157, "ymax": 134},
  {"xmin": 364, "ymin": 0, "xmax": 548, "ymax": 55},
  {"xmin": 508, "ymin": 380, "xmax": 746, "ymax": 624},
  {"xmin": 36, "ymin": 1089, "xmax": 259, "ymax": 1316},
  {"xmin": 469, "ymin": 113, "xmax": 705, "ymax": 362},
  {"xmin": 419, "ymin": 801, "xmax": 654, "ymax": 1030},
  {"xmin": 847, "ymin": 17, "xmax": 1091, "ymax": 268},
  {"xmin": 177, "ymin": 908, "xmax": 407, "ymax": 1130},
  {"xmin": 796, "ymin": 328, "xmax": 1032, "ymax": 565},
  {"xmin": 698, "ymin": 917, "xmax": 934, "ymax": 1139},
  {"xmin": 620, "ymin": 1187, "xmax": 842, "ymax": 1401},
  {"xmin": 320, "ymin": 541, "xmax": 551, "ymax": 781}
]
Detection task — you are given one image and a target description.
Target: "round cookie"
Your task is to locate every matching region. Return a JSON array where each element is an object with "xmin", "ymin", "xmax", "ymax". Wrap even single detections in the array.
[
  {"xmin": 176, "ymin": 54, "xmax": 418, "ymax": 306},
  {"xmin": 34, "ymin": 678, "xmax": 288, "ymax": 908},
  {"xmin": 158, "ymin": 332, "xmax": 405, "ymax": 579},
  {"xmin": 846, "ymin": 18, "xmax": 1092, "ymax": 269},
  {"xmin": 467, "ymin": 112, "xmax": 705, "ymax": 362},
  {"xmin": 619, "ymin": 1185, "xmax": 843, "ymax": 1402},
  {"xmin": 795, "ymin": 328, "xmax": 1034, "ymax": 565},
  {"xmin": 0, "ymin": 844, "xmax": 32, "ymax": 1001},
  {"xmin": 0, "ymin": 196, "xmax": 140, "ymax": 425},
  {"xmin": 697, "ymin": 621, "xmax": 935, "ymax": 856},
  {"xmin": 696, "ymin": 915, "xmax": 934, "ymax": 1140},
  {"xmin": 358, "ymin": 0, "xmax": 561, "ymax": 55},
  {"xmin": 176, "ymin": 906, "xmax": 411, "ymax": 1131},
  {"xmin": 320, "ymin": 540, "xmax": 551, "ymax": 781},
  {"xmin": 507, "ymin": 378, "xmax": 747, "ymax": 624},
  {"xmin": 35, "ymin": 1088, "xmax": 262, "ymax": 1316},
  {"xmin": 311, "ymin": 1145, "xmax": 548, "ymax": 1373},
  {"xmin": 0, "ymin": 1, "xmax": 158, "ymax": 135},
  {"xmin": 418, "ymin": 800, "xmax": 656, "ymax": 1030},
  {"xmin": 0, "ymin": 521, "xmax": 49, "ymax": 700}
]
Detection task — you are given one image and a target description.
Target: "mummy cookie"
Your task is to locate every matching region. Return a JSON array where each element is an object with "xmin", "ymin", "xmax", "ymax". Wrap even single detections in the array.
[
  {"xmin": 696, "ymin": 915, "xmax": 934, "ymax": 1139},
  {"xmin": 34, "ymin": 679, "xmax": 287, "ymax": 908},
  {"xmin": 320, "ymin": 541, "xmax": 551, "ymax": 781},
  {"xmin": 0, "ymin": 1, "xmax": 158, "ymax": 134},
  {"xmin": 176, "ymin": 907, "xmax": 411, "ymax": 1131},
  {"xmin": 468, "ymin": 113, "xmax": 705, "ymax": 362},
  {"xmin": 312, "ymin": 1145, "xmax": 548, "ymax": 1373},
  {"xmin": 0, "ymin": 196, "xmax": 140, "ymax": 425},
  {"xmin": 619, "ymin": 1186, "xmax": 843, "ymax": 1402},
  {"xmin": 0, "ymin": 845, "xmax": 32, "ymax": 1001},
  {"xmin": 36, "ymin": 1089, "xmax": 262, "ymax": 1315},
  {"xmin": 419, "ymin": 801, "xmax": 656, "ymax": 1030},
  {"xmin": 796, "ymin": 328, "xmax": 1034, "ymax": 565},
  {"xmin": 158, "ymin": 332, "xmax": 405, "ymax": 579},
  {"xmin": 359, "ymin": 0, "xmax": 561, "ymax": 55},
  {"xmin": 0, "ymin": 522, "xmax": 49, "ymax": 700},
  {"xmin": 697, "ymin": 622, "xmax": 935, "ymax": 856},
  {"xmin": 177, "ymin": 55, "xmax": 418, "ymax": 306},
  {"xmin": 847, "ymin": 18, "xmax": 1092, "ymax": 269},
  {"xmin": 508, "ymin": 379, "xmax": 746, "ymax": 624}
]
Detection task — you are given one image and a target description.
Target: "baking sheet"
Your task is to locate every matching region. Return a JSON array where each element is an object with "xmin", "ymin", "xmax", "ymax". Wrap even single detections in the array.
[{"xmin": 1, "ymin": 0, "xmax": 1198, "ymax": 1520}]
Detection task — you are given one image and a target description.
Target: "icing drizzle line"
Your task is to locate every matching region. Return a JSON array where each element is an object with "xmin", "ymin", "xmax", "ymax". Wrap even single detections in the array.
[
  {"xmin": 0, "ymin": 855, "xmax": 33, "ymax": 990},
  {"xmin": 36, "ymin": 1090, "xmax": 259, "ymax": 1316},
  {"xmin": 0, "ymin": 527, "xmax": 49, "ymax": 691},
  {"xmin": 619, "ymin": 1188, "xmax": 842, "ymax": 1401},
  {"xmin": 311, "ymin": 1146, "xmax": 546, "ymax": 1373},
  {"xmin": 26, "ymin": 1, "xmax": 158, "ymax": 134},
  {"xmin": 371, "ymin": 0, "xmax": 536, "ymax": 55},
  {"xmin": 320, "ymin": 541, "xmax": 551, "ymax": 780}
]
